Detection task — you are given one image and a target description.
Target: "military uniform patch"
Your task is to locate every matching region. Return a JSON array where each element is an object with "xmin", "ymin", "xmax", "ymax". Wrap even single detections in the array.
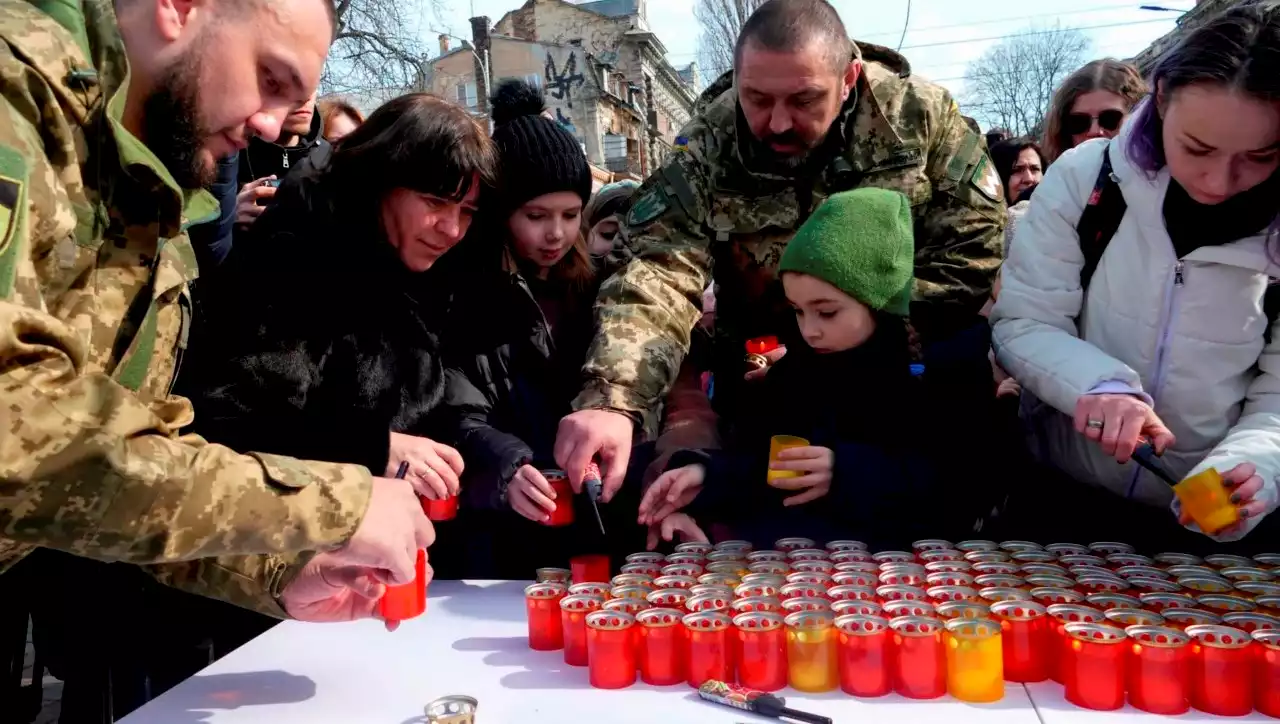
[
  {"xmin": 0, "ymin": 175, "xmax": 19, "ymax": 247},
  {"xmin": 627, "ymin": 188, "xmax": 669, "ymax": 226},
  {"xmin": 971, "ymin": 156, "xmax": 1003, "ymax": 203}
]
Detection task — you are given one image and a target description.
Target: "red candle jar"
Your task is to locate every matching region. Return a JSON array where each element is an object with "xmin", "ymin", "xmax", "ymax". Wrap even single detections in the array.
[
  {"xmin": 827, "ymin": 540, "xmax": 868, "ymax": 552},
  {"xmin": 889, "ymin": 616, "xmax": 947, "ymax": 699},
  {"xmin": 927, "ymin": 586, "xmax": 978, "ymax": 604},
  {"xmin": 1104, "ymin": 608, "xmax": 1165, "ymax": 629},
  {"xmin": 1185, "ymin": 624, "xmax": 1254, "ymax": 716},
  {"xmin": 1161, "ymin": 608, "xmax": 1222, "ymax": 631},
  {"xmin": 1089, "ymin": 542, "xmax": 1135, "ymax": 556},
  {"xmin": 956, "ymin": 540, "xmax": 1000, "ymax": 552},
  {"xmin": 621, "ymin": 561, "xmax": 664, "ymax": 578},
  {"xmin": 686, "ymin": 592, "xmax": 732, "ymax": 614},
  {"xmin": 1222, "ymin": 612, "xmax": 1280, "ymax": 634},
  {"xmin": 935, "ymin": 600, "xmax": 990, "ymax": 621},
  {"xmin": 525, "ymin": 582, "xmax": 567, "ymax": 651},
  {"xmin": 733, "ymin": 596, "xmax": 782, "ymax": 615},
  {"xmin": 882, "ymin": 600, "xmax": 935, "ymax": 619},
  {"xmin": 571, "ymin": 554, "xmax": 611, "ymax": 583},
  {"xmin": 1001, "ymin": 540, "xmax": 1044, "ymax": 553},
  {"xmin": 735, "ymin": 582, "xmax": 780, "ymax": 600},
  {"xmin": 745, "ymin": 335, "xmax": 780, "ymax": 356},
  {"xmin": 1126, "ymin": 624, "xmax": 1191, "ymax": 715},
  {"xmin": 379, "ymin": 548, "xmax": 428, "ymax": 622},
  {"xmin": 684, "ymin": 611, "xmax": 733, "ymax": 687},
  {"xmin": 1030, "ymin": 587, "xmax": 1085, "ymax": 607},
  {"xmin": 782, "ymin": 597, "xmax": 832, "ymax": 616},
  {"xmin": 990, "ymin": 600, "xmax": 1050, "ymax": 683},
  {"xmin": 421, "ymin": 493, "xmax": 457, "ymax": 522},
  {"xmin": 835, "ymin": 614, "xmax": 892, "ymax": 697},
  {"xmin": 648, "ymin": 588, "xmax": 690, "ymax": 610},
  {"xmin": 775, "ymin": 537, "xmax": 816, "ymax": 552},
  {"xmin": 748, "ymin": 550, "xmax": 789, "ymax": 563},
  {"xmin": 1046, "ymin": 604, "xmax": 1105, "ymax": 685},
  {"xmin": 675, "ymin": 541, "xmax": 714, "ymax": 556},
  {"xmin": 879, "ymin": 569, "xmax": 925, "ymax": 587},
  {"xmin": 832, "ymin": 599, "xmax": 883, "ymax": 617},
  {"xmin": 560, "ymin": 594, "xmax": 604, "ymax": 667},
  {"xmin": 1086, "ymin": 592, "xmax": 1143, "ymax": 611},
  {"xmin": 1197, "ymin": 594, "xmax": 1257, "ymax": 614},
  {"xmin": 636, "ymin": 608, "xmax": 685, "ymax": 686},
  {"xmin": 1139, "ymin": 592, "xmax": 1198, "ymax": 613},
  {"xmin": 1254, "ymin": 630, "xmax": 1280, "ymax": 718},
  {"xmin": 734, "ymin": 611, "xmax": 788, "ymax": 692},
  {"xmin": 541, "ymin": 469, "xmax": 575, "ymax": 527},
  {"xmin": 585, "ymin": 610, "xmax": 637, "ymax": 689},
  {"xmin": 1062, "ymin": 622, "xmax": 1128, "ymax": 710}
]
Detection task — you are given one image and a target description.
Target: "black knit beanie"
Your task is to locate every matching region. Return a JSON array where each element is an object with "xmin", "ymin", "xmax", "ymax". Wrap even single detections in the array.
[{"xmin": 489, "ymin": 79, "xmax": 593, "ymax": 212}]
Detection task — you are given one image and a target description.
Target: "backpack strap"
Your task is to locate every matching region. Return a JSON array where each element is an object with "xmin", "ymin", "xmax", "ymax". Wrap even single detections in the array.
[
  {"xmin": 1076, "ymin": 143, "xmax": 1128, "ymax": 294},
  {"xmin": 1265, "ymin": 281, "xmax": 1280, "ymax": 345}
]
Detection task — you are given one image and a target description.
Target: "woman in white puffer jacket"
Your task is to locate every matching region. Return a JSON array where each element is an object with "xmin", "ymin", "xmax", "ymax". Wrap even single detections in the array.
[{"xmin": 992, "ymin": 3, "xmax": 1280, "ymax": 548}]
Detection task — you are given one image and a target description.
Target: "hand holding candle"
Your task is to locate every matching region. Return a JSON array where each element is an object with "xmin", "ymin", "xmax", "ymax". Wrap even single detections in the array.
[
  {"xmin": 387, "ymin": 432, "xmax": 464, "ymax": 507},
  {"xmin": 1175, "ymin": 462, "xmax": 1272, "ymax": 536},
  {"xmin": 507, "ymin": 465, "xmax": 560, "ymax": 523},
  {"xmin": 768, "ymin": 443, "xmax": 833, "ymax": 507}
]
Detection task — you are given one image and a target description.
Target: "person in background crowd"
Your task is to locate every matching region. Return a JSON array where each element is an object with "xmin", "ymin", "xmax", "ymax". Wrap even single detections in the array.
[
  {"xmin": 583, "ymin": 179, "xmax": 640, "ymax": 258},
  {"xmin": 553, "ymin": 0, "xmax": 1006, "ymax": 504},
  {"xmin": 319, "ymin": 95, "xmax": 366, "ymax": 143},
  {"xmin": 235, "ymin": 90, "xmax": 330, "ymax": 228},
  {"xmin": 439, "ymin": 81, "xmax": 644, "ymax": 576},
  {"xmin": 988, "ymin": 137, "xmax": 1047, "ymax": 255},
  {"xmin": 639, "ymin": 188, "xmax": 1006, "ymax": 550},
  {"xmin": 993, "ymin": 3, "xmax": 1280, "ymax": 551},
  {"xmin": 986, "ymin": 127, "xmax": 1012, "ymax": 150},
  {"xmin": 1042, "ymin": 58, "xmax": 1147, "ymax": 164}
]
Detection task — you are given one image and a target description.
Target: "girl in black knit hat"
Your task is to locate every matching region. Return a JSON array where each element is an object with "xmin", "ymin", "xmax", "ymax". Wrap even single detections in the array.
[{"xmin": 436, "ymin": 80, "xmax": 644, "ymax": 577}]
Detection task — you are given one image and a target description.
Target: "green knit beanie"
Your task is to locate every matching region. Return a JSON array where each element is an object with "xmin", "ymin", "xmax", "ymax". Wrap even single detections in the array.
[{"xmin": 779, "ymin": 188, "xmax": 915, "ymax": 316}]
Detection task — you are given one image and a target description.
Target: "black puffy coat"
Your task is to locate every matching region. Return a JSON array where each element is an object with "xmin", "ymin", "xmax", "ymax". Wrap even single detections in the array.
[{"xmin": 181, "ymin": 154, "xmax": 448, "ymax": 475}]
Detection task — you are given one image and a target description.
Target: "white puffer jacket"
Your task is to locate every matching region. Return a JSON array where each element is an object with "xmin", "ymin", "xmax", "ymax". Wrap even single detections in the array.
[{"xmin": 991, "ymin": 124, "xmax": 1280, "ymax": 542}]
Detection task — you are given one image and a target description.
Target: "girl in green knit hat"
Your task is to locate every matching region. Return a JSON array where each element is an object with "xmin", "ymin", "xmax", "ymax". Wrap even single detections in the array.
[{"xmin": 638, "ymin": 188, "xmax": 997, "ymax": 549}]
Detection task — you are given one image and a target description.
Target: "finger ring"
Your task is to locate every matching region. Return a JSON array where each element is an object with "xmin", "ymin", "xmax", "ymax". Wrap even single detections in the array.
[{"xmin": 1086, "ymin": 419, "xmax": 1104, "ymax": 430}]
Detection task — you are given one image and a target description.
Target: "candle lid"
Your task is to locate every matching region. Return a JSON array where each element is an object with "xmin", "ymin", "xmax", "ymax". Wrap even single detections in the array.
[
  {"xmin": 882, "ymin": 599, "xmax": 935, "ymax": 618},
  {"xmin": 927, "ymin": 585, "xmax": 978, "ymax": 603},
  {"xmin": 1155, "ymin": 552, "xmax": 1204, "ymax": 567},
  {"xmin": 880, "ymin": 571, "xmax": 925, "ymax": 587},
  {"xmin": 832, "ymin": 599, "xmax": 882, "ymax": 616},
  {"xmin": 880, "ymin": 561, "xmax": 927, "ymax": 573},
  {"xmin": 1126, "ymin": 624, "xmax": 1190, "ymax": 647},
  {"xmin": 1105, "ymin": 608, "xmax": 1165, "ymax": 627},
  {"xmin": 682, "ymin": 610, "xmax": 732, "ymax": 631},
  {"xmin": 1161, "ymin": 608, "xmax": 1222, "ymax": 626},
  {"xmin": 974, "ymin": 573, "xmax": 1023, "ymax": 588},
  {"xmin": 971, "ymin": 561, "xmax": 1019, "ymax": 575},
  {"xmin": 782, "ymin": 597, "xmax": 832, "ymax": 614},
  {"xmin": 826, "ymin": 539, "xmax": 869, "ymax": 552},
  {"xmin": 706, "ymin": 551, "xmax": 746, "ymax": 565},
  {"xmin": 736, "ymin": 582, "xmax": 780, "ymax": 599},
  {"xmin": 559, "ymin": 593, "xmax": 605, "ymax": 612},
  {"xmin": 1167, "ymin": 564, "xmax": 1219, "ymax": 578},
  {"xmin": 568, "ymin": 582, "xmax": 611, "ymax": 597},
  {"xmin": 1024, "ymin": 574, "xmax": 1076, "ymax": 590},
  {"xmin": 945, "ymin": 617, "xmax": 1001, "ymax": 638},
  {"xmin": 1197, "ymin": 594, "xmax": 1257, "ymax": 612},
  {"xmin": 935, "ymin": 600, "xmax": 990, "ymax": 620},
  {"xmin": 786, "ymin": 572, "xmax": 834, "ymax": 588},
  {"xmin": 1116, "ymin": 565, "xmax": 1172, "ymax": 580},
  {"xmin": 1221, "ymin": 612, "xmax": 1280, "ymax": 633},
  {"xmin": 741, "ymin": 572, "xmax": 786, "ymax": 587},
  {"xmin": 1106, "ymin": 553, "xmax": 1155, "ymax": 567},
  {"xmin": 1046, "ymin": 603, "xmax": 1105, "ymax": 623},
  {"xmin": 831, "ymin": 572, "xmax": 877, "ymax": 588},
  {"xmin": 1069, "ymin": 565, "xmax": 1117, "ymax": 579},
  {"xmin": 713, "ymin": 539, "xmax": 752, "ymax": 553},
  {"xmin": 1060, "ymin": 554, "xmax": 1107, "ymax": 567},
  {"xmin": 748, "ymin": 561, "xmax": 791, "ymax": 575},
  {"xmin": 919, "ymin": 549, "xmax": 965, "ymax": 563},
  {"xmin": 1088, "ymin": 541, "xmax": 1135, "ymax": 555},
  {"xmin": 827, "ymin": 584, "xmax": 875, "ymax": 602},
  {"xmin": 872, "ymin": 551, "xmax": 915, "ymax": 564},
  {"xmin": 1252, "ymin": 553, "xmax": 1280, "ymax": 567},
  {"xmin": 636, "ymin": 607, "xmax": 684, "ymax": 628},
  {"xmin": 927, "ymin": 572, "xmax": 975, "ymax": 587},
  {"xmin": 652, "ymin": 575, "xmax": 697, "ymax": 591},
  {"xmin": 524, "ymin": 582, "xmax": 567, "ymax": 599},
  {"xmin": 660, "ymin": 563, "xmax": 702, "ymax": 578},
  {"xmin": 1011, "ymin": 551, "xmax": 1058, "ymax": 564},
  {"xmin": 877, "ymin": 584, "xmax": 928, "ymax": 602},
  {"xmin": 1185, "ymin": 624, "xmax": 1252, "ymax": 649},
  {"xmin": 979, "ymin": 586, "xmax": 1030, "ymax": 603},
  {"xmin": 688, "ymin": 583, "xmax": 734, "ymax": 599},
  {"xmin": 673, "ymin": 541, "xmax": 713, "ymax": 555},
  {"xmin": 601, "ymin": 597, "xmax": 649, "ymax": 615},
  {"xmin": 1258, "ymin": 595, "xmax": 1280, "ymax": 611},
  {"xmin": 1086, "ymin": 592, "xmax": 1143, "ymax": 610},
  {"xmin": 956, "ymin": 539, "xmax": 999, "ymax": 552},
  {"xmin": 611, "ymin": 573, "xmax": 655, "ymax": 588},
  {"xmin": 1236, "ymin": 581, "xmax": 1280, "ymax": 598},
  {"xmin": 925, "ymin": 560, "xmax": 973, "ymax": 573},
  {"xmin": 733, "ymin": 610, "xmax": 784, "ymax": 631},
  {"xmin": 1045, "ymin": 543, "xmax": 1091, "ymax": 556},
  {"xmin": 646, "ymin": 588, "xmax": 690, "ymax": 607},
  {"xmin": 1221, "ymin": 566, "xmax": 1275, "ymax": 582},
  {"xmin": 697, "ymin": 573, "xmax": 740, "ymax": 588},
  {"xmin": 1252, "ymin": 628, "xmax": 1280, "ymax": 649},
  {"xmin": 990, "ymin": 599, "xmax": 1047, "ymax": 621},
  {"xmin": 835, "ymin": 613, "xmax": 890, "ymax": 635},
  {"xmin": 586, "ymin": 610, "xmax": 636, "ymax": 630},
  {"xmin": 609, "ymin": 585, "xmax": 651, "ymax": 601},
  {"xmin": 1000, "ymin": 540, "xmax": 1044, "ymax": 552},
  {"xmin": 625, "ymin": 551, "xmax": 665, "ymax": 564},
  {"xmin": 620, "ymin": 562, "xmax": 663, "ymax": 577},
  {"xmin": 1138, "ymin": 592, "xmax": 1198, "ymax": 609},
  {"xmin": 911, "ymin": 539, "xmax": 954, "ymax": 552},
  {"xmin": 831, "ymin": 551, "xmax": 874, "ymax": 565},
  {"xmin": 1205, "ymin": 554, "xmax": 1255, "ymax": 569},
  {"xmin": 1017, "ymin": 564, "xmax": 1068, "ymax": 579},
  {"xmin": 534, "ymin": 568, "xmax": 571, "ymax": 583},
  {"xmin": 792, "ymin": 560, "xmax": 836, "ymax": 575},
  {"xmin": 747, "ymin": 550, "xmax": 788, "ymax": 563},
  {"xmin": 1127, "ymin": 577, "xmax": 1182, "ymax": 594},
  {"xmin": 424, "ymin": 695, "xmax": 478, "ymax": 724},
  {"xmin": 732, "ymin": 596, "xmax": 782, "ymax": 614},
  {"xmin": 705, "ymin": 561, "xmax": 747, "ymax": 577},
  {"xmin": 774, "ymin": 537, "xmax": 816, "ymax": 551},
  {"xmin": 686, "ymin": 592, "xmax": 732, "ymax": 612},
  {"xmin": 889, "ymin": 615, "xmax": 944, "ymax": 635},
  {"xmin": 834, "ymin": 560, "xmax": 879, "ymax": 573},
  {"xmin": 966, "ymin": 551, "xmax": 1012, "ymax": 564},
  {"xmin": 1030, "ymin": 587, "xmax": 1085, "ymax": 605},
  {"xmin": 784, "ymin": 609, "xmax": 835, "ymax": 630},
  {"xmin": 1064, "ymin": 621, "xmax": 1126, "ymax": 643},
  {"xmin": 787, "ymin": 548, "xmax": 829, "ymax": 562},
  {"xmin": 1077, "ymin": 576, "xmax": 1131, "ymax": 593},
  {"xmin": 665, "ymin": 552, "xmax": 705, "ymax": 565}
]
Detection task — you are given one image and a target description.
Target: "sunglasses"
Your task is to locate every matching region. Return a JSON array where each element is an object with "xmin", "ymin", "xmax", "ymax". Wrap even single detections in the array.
[{"xmin": 1065, "ymin": 109, "xmax": 1125, "ymax": 136}]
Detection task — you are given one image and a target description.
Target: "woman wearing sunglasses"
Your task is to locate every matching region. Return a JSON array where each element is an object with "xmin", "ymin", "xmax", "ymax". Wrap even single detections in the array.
[
  {"xmin": 992, "ymin": 4, "xmax": 1280, "ymax": 552},
  {"xmin": 1042, "ymin": 58, "xmax": 1147, "ymax": 164}
]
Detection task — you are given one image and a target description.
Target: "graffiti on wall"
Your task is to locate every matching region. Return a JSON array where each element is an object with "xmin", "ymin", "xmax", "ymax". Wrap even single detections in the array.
[{"xmin": 545, "ymin": 51, "xmax": 585, "ymax": 107}]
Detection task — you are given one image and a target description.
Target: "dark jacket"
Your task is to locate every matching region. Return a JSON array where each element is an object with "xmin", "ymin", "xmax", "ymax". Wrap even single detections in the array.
[
  {"xmin": 237, "ymin": 109, "xmax": 329, "ymax": 185},
  {"xmin": 671, "ymin": 316, "xmax": 1006, "ymax": 551},
  {"xmin": 182, "ymin": 153, "xmax": 447, "ymax": 474},
  {"xmin": 188, "ymin": 153, "xmax": 240, "ymax": 272}
]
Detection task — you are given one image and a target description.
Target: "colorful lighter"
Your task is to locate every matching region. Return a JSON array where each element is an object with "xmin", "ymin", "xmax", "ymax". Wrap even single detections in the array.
[{"xmin": 696, "ymin": 680, "xmax": 832, "ymax": 724}]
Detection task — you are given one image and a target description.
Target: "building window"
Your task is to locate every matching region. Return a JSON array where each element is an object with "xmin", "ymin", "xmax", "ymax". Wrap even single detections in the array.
[
  {"xmin": 603, "ymin": 133, "xmax": 627, "ymax": 160},
  {"xmin": 455, "ymin": 82, "xmax": 477, "ymax": 110}
]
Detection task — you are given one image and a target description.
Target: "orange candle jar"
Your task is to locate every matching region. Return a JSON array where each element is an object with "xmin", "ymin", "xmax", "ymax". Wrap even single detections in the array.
[
  {"xmin": 991, "ymin": 600, "xmax": 1050, "ymax": 683},
  {"xmin": 1186, "ymin": 624, "xmax": 1254, "ymax": 716},
  {"xmin": 945, "ymin": 618, "xmax": 1004, "ymax": 703},
  {"xmin": 889, "ymin": 616, "xmax": 947, "ymax": 699},
  {"xmin": 734, "ymin": 611, "xmax": 788, "ymax": 692},
  {"xmin": 525, "ymin": 582, "xmax": 568, "ymax": 651},
  {"xmin": 785, "ymin": 610, "xmax": 838, "ymax": 693},
  {"xmin": 1127, "ymin": 625, "xmax": 1191, "ymax": 715},
  {"xmin": 559, "ymin": 593, "xmax": 604, "ymax": 667},
  {"xmin": 1254, "ymin": 630, "xmax": 1280, "ymax": 718},
  {"xmin": 1173, "ymin": 468, "xmax": 1239, "ymax": 535},
  {"xmin": 1062, "ymin": 622, "xmax": 1128, "ymax": 711},
  {"xmin": 585, "ymin": 610, "xmax": 637, "ymax": 689},
  {"xmin": 636, "ymin": 608, "xmax": 685, "ymax": 686},
  {"xmin": 683, "ymin": 611, "xmax": 733, "ymax": 687},
  {"xmin": 835, "ymin": 614, "xmax": 892, "ymax": 697},
  {"xmin": 1046, "ymin": 604, "xmax": 1105, "ymax": 685}
]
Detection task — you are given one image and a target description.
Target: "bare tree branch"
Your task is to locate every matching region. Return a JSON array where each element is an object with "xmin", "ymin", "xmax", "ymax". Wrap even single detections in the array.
[
  {"xmin": 962, "ymin": 23, "xmax": 1091, "ymax": 138},
  {"xmin": 695, "ymin": 0, "xmax": 767, "ymax": 79},
  {"xmin": 321, "ymin": 0, "xmax": 444, "ymax": 98}
]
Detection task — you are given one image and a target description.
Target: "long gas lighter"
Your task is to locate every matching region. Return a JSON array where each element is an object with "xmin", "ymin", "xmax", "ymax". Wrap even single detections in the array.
[
  {"xmin": 583, "ymin": 461, "xmax": 607, "ymax": 535},
  {"xmin": 697, "ymin": 680, "xmax": 833, "ymax": 724}
]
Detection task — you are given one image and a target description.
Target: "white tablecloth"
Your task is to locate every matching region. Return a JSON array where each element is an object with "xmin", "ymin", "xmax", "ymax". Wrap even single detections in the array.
[{"xmin": 115, "ymin": 580, "xmax": 1046, "ymax": 723}]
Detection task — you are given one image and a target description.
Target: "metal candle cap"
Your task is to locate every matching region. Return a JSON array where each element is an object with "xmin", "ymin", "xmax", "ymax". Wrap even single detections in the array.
[
  {"xmin": 1126, "ymin": 577, "xmax": 1183, "ymax": 594},
  {"xmin": 705, "ymin": 561, "xmax": 747, "ymax": 577},
  {"xmin": 1197, "ymin": 594, "xmax": 1257, "ymax": 613},
  {"xmin": 956, "ymin": 540, "xmax": 999, "ymax": 552},
  {"xmin": 972, "ymin": 561, "xmax": 1019, "ymax": 576},
  {"xmin": 601, "ymin": 597, "xmax": 649, "ymax": 615},
  {"xmin": 1185, "ymin": 624, "xmax": 1252, "ymax": 649},
  {"xmin": 780, "ymin": 582, "xmax": 829, "ymax": 600},
  {"xmin": 911, "ymin": 539, "xmax": 955, "ymax": 552},
  {"xmin": 1011, "ymin": 551, "xmax": 1057, "ymax": 565},
  {"xmin": 1045, "ymin": 543, "xmax": 1091, "ymax": 556},
  {"xmin": 774, "ymin": 537, "xmax": 816, "ymax": 552},
  {"xmin": 611, "ymin": 573, "xmax": 655, "ymax": 589},
  {"xmin": 925, "ymin": 560, "xmax": 973, "ymax": 573},
  {"xmin": 787, "ymin": 548, "xmax": 830, "ymax": 562},
  {"xmin": 1161, "ymin": 608, "xmax": 1222, "ymax": 627},
  {"xmin": 1086, "ymin": 592, "xmax": 1143, "ymax": 611},
  {"xmin": 586, "ymin": 609, "xmax": 636, "ymax": 630},
  {"xmin": 883, "ymin": 599, "xmax": 936, "ymax": 618},
  {"xmin": 877, "ymin": 584, "xmax": 928, "ymax": 602},
  {"xmin": 568, "ymin": 582, "xmax": 611, "ymax": 597},
  {"xmin": 973, "ymin": 573, "xmax": 1023, "ymax": 589},
  {"xmin": 652, "ymin": 575, "xmax": 697, "ymax": 590},
  {"xmin": 979, "ymin": 586, "xmax": 1031, "ymax": 604},
  {"xmin": 732, "ymin": 596, "xmax": 782, "ymax": 614},
  {"xmin": 1105, "ymin": 608, "xmax": 1165, "ymax": 627},
  {"xmin": 625, "ymin": 552, "xmax": 666, "ymax": 564},
  {"xmin": 636, "ymin": 607, "xmax": 684, "ymax": 628},
  {"xmin": 832, "ymin": 599, "xmax": 883, "ymax": 617},
  {"xmin": 733, "ymin": 610, "xmax": 784, "ymax": 631},
  {"xmin": 741, "ymin": 573, "xmax": 786, "ymax": 588},
  {"xmin": 782, "ymin": 597, "xmax": 832, "ymax": 614},
  {"xmin": 1046, "ymin": 603, "xmax": 1105, "ymax": 623},
  {"xmin": 784, "ymin": 609, "xmax": 835, "ymax": 630},
  {"xmin": 689, "ymin": 583, "xmax": 735, "ymax": 599},
  {"xmin": 834, "ymin": 561, "xmax": 880, "ymax": 573},
  {"xmin": 674, "ymin": 542, "xmax": 713, "ymax": 555},
  {"xmin": 1221, "ymin": 612, "xmax": 1280, "ymax": 633},
  {"xmin": 1116, "ymin": 565, "xmax": 1172, "ymax": 580},
  {"xmin": 535, "ymin": 568, "xmax": 571, "ymax": 584},
  {"xmin": 927, "ymin": 572, "xmax": 975, "ymax": 587},
  {"xmin": 1126, "ymin": 625, "xmax": 1190, "ymax": 648},
  {"xmin": 1253, "ymin": 628, "xmax": 1280, "ymax": 649},
  {"xmin": 425, "ymin": 695, "xmax": 478, "ymax": 724},
  {"xmin": 697, "ymin": 573, "xmax": 740, "ymax": 588},
  {"xmin": 706, "ymin": 551, "xmax": 747, "ymax": 565},
  {"xmin": 713, "ymin": 539, "xmax": 752, "ymax": 553},
  {"xmin": 919, "ymin": 549, "xmax": 965, "ymax": 564},
  {"xmin": 927, "ymin": 585, "xmax": 979, "ymax": 603},
  {"xmin": 1065, "ymin": 621, "xmax": 1127, "ymax": 644},
  {"xmin": 786, "ymin": 572, "xmax": 834, "ymax": 589},
  {"xmin": 686, "ymin": 592, "xmax": 731, "ymax": 613},
  {"xmin": 872, "ymin": 551, "xmax": 915, "ymax": 564},
  {"xmin": 647, "ymin": 588, "xmax": 690, "ymax": 608},
  {"xmin": 525, "ymin": 582, "xmax": 568, "ymax": 599},
  {"xmin": 792, "ymin": 560, "xmax": 836, "ymax": 575},
  {"xmin": 747, "ymin": 550, "xmax": 788, "ymax": 563},
  {"xmin": 1260, "ymin": 596, "xmax": 1280, "ymax": 613},
  {"xmin": 660, "ymin": 564, "xmax": 703, "ymax": 578},
  {"xmin": 835, "ymin": 613, "xmax": 890, "ymax": 635},
  {"xmin": 990, "ymin": 599, "xmax": 1047, "ymax": 621},
  {"xmin": 1205, "ymin": 554, "xmax": 1256, "ymax": 569},
  {"xmin": 832, "ymin": 572, "xmax": 877, "ymax": 588},
  {"xmin": 1106, "ymin": 552, "xmax": 1154, "ymax": 567},
  {"xmin": 1253, "ymin": 553, "xmax": 1280, "ymax": 567},
  {"xmin": 609, "ymin": 584, "xmax": 651, "ymax": 600},
  {"xmin": 1168, "ymin": 565, "xmax": 1219, "ymax": 579},
  {"xmin": 827, "ymin": 584, "xmax": 875, "ymax": 602},
  {"xmin": 1138, "ymin": 592, "xmax": 1198, "ymax": 610},
  {"xmin": 736, "ymin": 582, "xmax": 780, "ymax": 599},
  {"xmin": 748, "ymin": 561, "xmax": 791, "ymax": 575},
  {"xmin": 1060, "ymin": 554, "xmax": 1107, "ymax": 567},
  {"xmin": 1237, "ymin": 581, "xmax": 1280, "ymax": 599},
  {"xmin": 945, "ymin": 617, "xmax": 1001, "ymax": 638},
  {"xmin": 964, "ymin": 551, "xmax": 1010, "ymax": 564},
  {"xmin": 1069, "ymin": 565, "xmax": 1117, "ymax": 580},
  {"xmin": 826, "ymin": 540, "xmax": 869, "ymax": 552},
  {"xmin": 682, "ymin": 610, "xmax": 732, "ymax": 632},
  {"xmin": 1088, "ymin": 541, "xmax": 1135, "ymax": 555},
  {"xmin": 1155, "ymin": 552, "xmax": 1204, "ymax": 567},
  {"xmin": 831, "ymin": 551, "xmax": 874, "ymax": 565},
  {"xmin": 1031, "ymin": 587, "xmax": 1086, "ymax": 605},
  {"xmin": 620, "ymin": 562, "xmax": 663, "ymax": 577},
  {"xmin": 1177, "ymin": 575, "xmax": 1236, "ymax": 594},
  {"xmin": 1221, "ymin": 566, "xmax": 1276, "ymax": 582},
  {"xmin": 936, "ymin": 600, "xmax": 991, "ymax": 620},
  {"xmin": 999, "ymin": 540, "xmax": 1044, "ymax": 552},
  {"xmin": 889, "ymin": 615, "xmax": 944, "ymax": 635},
  {"xmin": 560, "ymin": 593, "xmax": 605, "ymax": 612},
  {"xmin": 880, "ymin": 570, "xmax": 925, "ymax": 587},
  {"xmin": 665, "ymin": 552, "xmax": 705, "ymax": 566},
  {"xmin": 1077, "ymin": 576, "xmax": 1131, "ymax": 593},
  {"xmin": 1024, "ymin": 575, "xmax": 1076, "ymax": 590}
]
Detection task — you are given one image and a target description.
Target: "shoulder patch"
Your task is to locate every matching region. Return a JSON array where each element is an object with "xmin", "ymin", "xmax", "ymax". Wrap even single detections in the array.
[
  {"xmin": 0, "ymin": 175, "xmax": 18, "ymax": 247},
  {"xmin": 970, "ymin": 156, "xmax": 1003, "ymax": 203},
  {"xmin": 627, "ymin": 187, "xmax": 670, "ymax": 227}
]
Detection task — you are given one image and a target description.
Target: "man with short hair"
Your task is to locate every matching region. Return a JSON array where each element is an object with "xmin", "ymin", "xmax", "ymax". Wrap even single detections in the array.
[
  {"xmin": 554, "ymin": 0, "xmax": 1006, "ymax": 500},
  {"xmin": 235, "ymin": 89, "xmax": 331, "ymax": 227},
  {"xmin": 0, "ymin": 0, "xmax": 432, "ymax": 619}
]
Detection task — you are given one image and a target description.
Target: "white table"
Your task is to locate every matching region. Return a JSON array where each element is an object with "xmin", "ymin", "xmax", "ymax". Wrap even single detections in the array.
[
  {"xmin": 120, "ymin": 580, "xmax": 1044, "ymax": 723},
  {"xmin": 1023, "ymin": 682, "xmax": 1275, "ymax": 723}
]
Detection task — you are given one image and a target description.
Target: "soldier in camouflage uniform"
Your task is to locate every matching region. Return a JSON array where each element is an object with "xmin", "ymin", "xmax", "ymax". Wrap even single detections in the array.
[
  {"xmin": 555, "ymin": 0, "xmax": 1006, "ymax": 498},
  {"xmin": 0, "ymin": 0, "xmax": 433, "ymax": 618}
]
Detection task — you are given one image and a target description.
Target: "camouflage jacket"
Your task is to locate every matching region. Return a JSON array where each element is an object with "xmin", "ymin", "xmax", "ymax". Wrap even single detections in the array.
[
  {"xmin": 0, "ymin": 0, "xmax": 372, "ymax": 616},
  {"xmin": 574, "ymin": 42, "xmax": 1006, "ymax": 421}
]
